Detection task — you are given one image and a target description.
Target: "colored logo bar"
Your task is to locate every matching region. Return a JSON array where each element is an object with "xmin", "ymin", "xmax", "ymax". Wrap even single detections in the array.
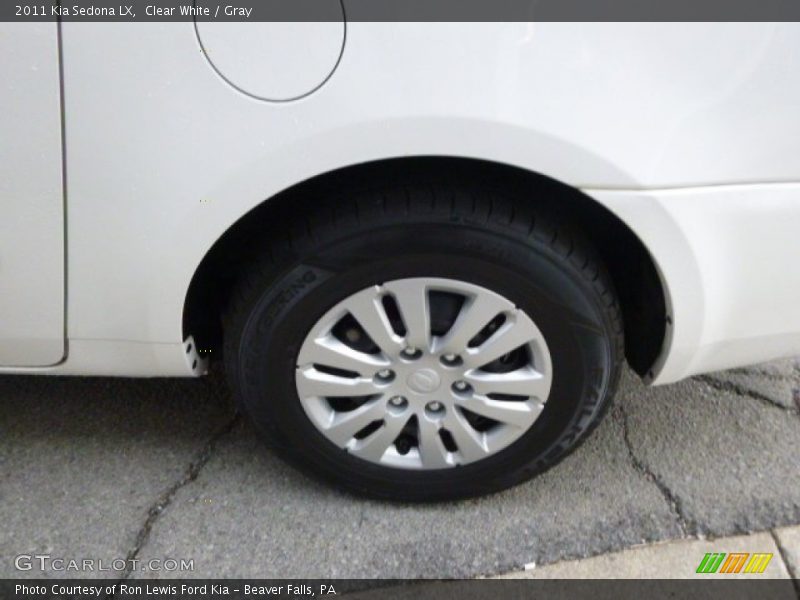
[{"xmin": 696, "ymin": 552, "xmax": 773, "ymax": 574}]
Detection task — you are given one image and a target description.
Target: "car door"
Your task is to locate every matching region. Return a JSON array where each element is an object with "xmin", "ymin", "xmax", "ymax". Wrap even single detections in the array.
[{"xmin": 0, "ymin": 23, "xmax": 65, "ymax": 366}]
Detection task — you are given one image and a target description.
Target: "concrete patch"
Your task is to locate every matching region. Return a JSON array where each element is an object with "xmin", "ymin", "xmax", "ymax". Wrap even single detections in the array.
[{"xmin": 774, "ymin": 525, "xmax": 800, "ymax": 579}]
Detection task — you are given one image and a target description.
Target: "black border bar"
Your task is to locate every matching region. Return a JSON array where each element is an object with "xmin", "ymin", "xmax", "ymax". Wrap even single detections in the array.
[
  {"xmin": 5, "ymin": 0, "xmax": 800, "ymax": 22},
  {"xmin": 2, "ymin": 579, "xmax": 799, "ymax": 600}
]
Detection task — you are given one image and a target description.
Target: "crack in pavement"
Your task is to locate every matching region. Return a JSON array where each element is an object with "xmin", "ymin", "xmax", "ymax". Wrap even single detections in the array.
[
  {"xmin": 695, "ymin": 375, "xmax": 799, "ymax": 415},
  {"xmin": 107, "ymin": 413, "xmax": 240, "ymax": 595},
  {"xmin": 728, "ymin": 367, "xmax": 799, "ymax": 383},
  {"xmin": 770, "ymin": 530, "xmax": 800, "ymax": 599},
  {"xmin": 615, "ymin": 404, "xmax": 696, "ymax": 538}
]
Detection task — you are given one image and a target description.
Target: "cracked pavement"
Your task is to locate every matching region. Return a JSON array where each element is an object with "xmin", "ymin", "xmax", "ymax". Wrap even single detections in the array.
[{"xmin": 1, "ymin": 358, "xmax": 798, "ymax": 579}]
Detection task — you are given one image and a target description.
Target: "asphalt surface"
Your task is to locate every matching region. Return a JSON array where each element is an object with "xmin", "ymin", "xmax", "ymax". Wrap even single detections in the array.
[{"xmin": 1, "ymin": 358, "xmax": 799, "ymax": 579}]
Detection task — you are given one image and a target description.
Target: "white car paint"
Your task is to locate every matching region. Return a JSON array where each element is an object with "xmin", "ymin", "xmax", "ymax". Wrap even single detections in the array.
[
  {"xmin": 0, "ymin": 23, "xmax": 64, "ymax": 366},
  {"xmin": 0, "ymin": 22, "xmax": 799, "ymax": 383},
  {"xmin": 195, "ymin": 18, "xmax": 345, "ymax": 101},
  {"xmin": 592, "ymin": 183, "xmax": 800, "ymax": 382}
]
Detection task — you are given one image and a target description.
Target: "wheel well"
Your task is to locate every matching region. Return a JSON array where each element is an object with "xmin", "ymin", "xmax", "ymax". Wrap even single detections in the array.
[{"xmin": 183, "ymin": 157, "xmax": 667, "ymax": 377}]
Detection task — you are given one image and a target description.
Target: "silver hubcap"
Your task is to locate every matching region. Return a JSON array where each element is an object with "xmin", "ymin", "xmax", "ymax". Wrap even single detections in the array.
[{"xmin": 295, "ymin": 278, "xmax": 552, "ymax": 470}]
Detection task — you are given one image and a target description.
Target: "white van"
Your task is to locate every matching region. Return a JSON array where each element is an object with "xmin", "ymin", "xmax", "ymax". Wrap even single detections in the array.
[{"xmin": 2, "ymin": 21, "xmax": 799, "ymax": 499}]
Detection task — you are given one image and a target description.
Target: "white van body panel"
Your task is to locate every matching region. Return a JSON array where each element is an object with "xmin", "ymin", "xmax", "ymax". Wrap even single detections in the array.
[
  {"xmin": 0, "ymin": 23, "xmax": 65, "ymax": 367},
  {"xmin": 1, "ymin": 22, "xmax": 799, "ymax": 382}
]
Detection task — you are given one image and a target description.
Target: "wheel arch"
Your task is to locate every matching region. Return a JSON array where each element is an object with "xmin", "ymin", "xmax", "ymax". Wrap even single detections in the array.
[{"xmin": 183, "ymin": 157, "xmax": 668, "ymax": 378}]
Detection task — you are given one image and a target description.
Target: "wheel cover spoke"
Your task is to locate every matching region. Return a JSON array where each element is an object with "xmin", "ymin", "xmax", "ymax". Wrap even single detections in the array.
[
  {"xmin": 463, "ymin": 310, "xmax": 539, "ymax": 369},
  {"xmin": 435, "ymin": 292, "xmax": 508, "ymax": 355},
  {"xmin": 349, "ymin": 412, "xmax": 410, "ymax": 462},
  {"xmin": 323, "ymin": 398, "xmax": 387, "ymax": 445},
  {"xmin": 298, "ymin": 334, "xmax": 390, "ymax": 376},
  {"xmin": 295, "ymin": 277, "xmax": 552, "ymax": 470},
  {"xmin": 345, "ymin": 286, "xmax": 405, "ymax": 356},
  {"xmin": 417, "ymin": 417, "xmax": 452, "ymax": 468},
  {"xmin": 443, "ymin": 409, "xmax": 490, "ymax": 462},
  {"xmin": 458, "ymin": 395, "xmax": 544, "ymax": 429},
  {"xmin": 463, "ymin": 365, "xmax": 549, "ymax": 400},
  {"xmin": 296, "ymin": 366, "xmax": 377, "ymax": 398},
  {"xmin": 383, "ymin": 279, "xmax": 432, "ymax": 351}
]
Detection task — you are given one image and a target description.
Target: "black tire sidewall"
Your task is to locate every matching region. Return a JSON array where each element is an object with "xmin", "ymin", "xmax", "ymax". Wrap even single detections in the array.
[{"xmin": 230, "ymin": 222, "xmax": 616, "ymax": 500}]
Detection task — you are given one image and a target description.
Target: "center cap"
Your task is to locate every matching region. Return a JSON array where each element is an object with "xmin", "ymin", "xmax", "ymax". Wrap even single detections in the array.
[{"xmin": 406, "ymin": 368, "xmax": 441, "ymax": 394}]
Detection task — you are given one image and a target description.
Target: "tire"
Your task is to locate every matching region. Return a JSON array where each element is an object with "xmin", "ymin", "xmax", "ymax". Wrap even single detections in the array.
[{"xmin": 224, "ymin": 183, "xmax": 624, "ymax": 501}]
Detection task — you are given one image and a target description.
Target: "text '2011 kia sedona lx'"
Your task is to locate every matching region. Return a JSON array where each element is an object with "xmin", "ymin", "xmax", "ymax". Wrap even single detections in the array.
[{"xmin": 2, "ymin": 21, "xmax": 799, "ymax": 500}]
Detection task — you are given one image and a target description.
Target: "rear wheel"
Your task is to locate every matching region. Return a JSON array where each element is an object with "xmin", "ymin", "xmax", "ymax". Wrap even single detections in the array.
[{"xmin": 224, "ymin": 184, "xmax": 623, "ymax": 501}]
